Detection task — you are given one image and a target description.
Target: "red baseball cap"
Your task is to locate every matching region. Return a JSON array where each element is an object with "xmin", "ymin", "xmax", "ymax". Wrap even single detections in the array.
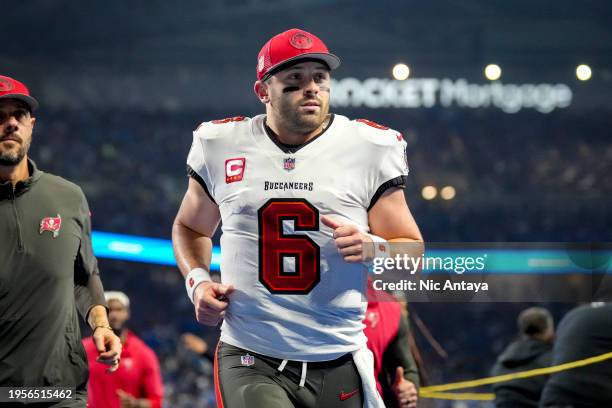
[
  {"xmin": 0, "ymin": 75, "xmax": 39, "ymax": 111},
  {"xmin": 256, "ymin": 29, "xmax": 341, "ymax": 81}
]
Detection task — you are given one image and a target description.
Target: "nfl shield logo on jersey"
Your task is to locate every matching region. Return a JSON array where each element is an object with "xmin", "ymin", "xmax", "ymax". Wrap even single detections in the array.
[
  {"xmin": 283, "ymin": 157, "xmax": 296, "ymax": 172},
  {"xmin": 241, "ymin": 354, "xmax": 255, "ymax": 367}
]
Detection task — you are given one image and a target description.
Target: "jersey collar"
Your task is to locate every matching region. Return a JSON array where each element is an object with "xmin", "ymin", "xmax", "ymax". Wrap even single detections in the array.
[{"xmin": 263, "ymin": 114, "xmax": 335, "ymax": 154}]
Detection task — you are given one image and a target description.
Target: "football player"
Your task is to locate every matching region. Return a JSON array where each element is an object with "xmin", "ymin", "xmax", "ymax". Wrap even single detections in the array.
[{"xmin": 172, "ymin": 29, "xmax": 422, "ymax": 408}]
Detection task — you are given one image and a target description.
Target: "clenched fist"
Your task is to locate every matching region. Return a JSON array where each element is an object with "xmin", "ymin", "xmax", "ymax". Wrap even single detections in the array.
[
  {"xmin": 321, "ymin": 216, "xmax": 374, "ymax": 263},
  {"xmin": 193, "ymin": 281, "xmax": 235, "ymax": 326}
]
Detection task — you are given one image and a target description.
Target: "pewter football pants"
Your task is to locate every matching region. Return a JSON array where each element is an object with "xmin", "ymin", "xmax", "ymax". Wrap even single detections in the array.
[{"xmin": 215, "ymin": 342, "xmax": 363, "ymax": 408}]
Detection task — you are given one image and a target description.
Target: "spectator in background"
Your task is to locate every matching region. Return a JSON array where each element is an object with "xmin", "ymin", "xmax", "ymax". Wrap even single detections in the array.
[
  {"xmin": 180, "ymin": 332, "xmax": 215, "ymax": 363},
  {"xmin": 540, "ymin": 302, "xmax": 612, "ymax": 408},
  {"xmin": 365, "ymin": 283, "xmax": 419, "ymax": 408},
  {"xmin": 84, "ymin": 291, "xmax": 164, "ymax": 408},
  {"xmin": 491, "ymin": 307, "xmax": 554, "ymax": 408}
]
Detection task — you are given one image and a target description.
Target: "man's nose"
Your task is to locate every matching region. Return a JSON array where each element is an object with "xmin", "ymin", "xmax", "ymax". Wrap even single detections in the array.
[
  {"xmin": 303, "ymin": 77, "xmax": 320, "ymax": 95},
  {"xmin": 2, "ymin": 114, "xmax": 20, "ymax": 129}
]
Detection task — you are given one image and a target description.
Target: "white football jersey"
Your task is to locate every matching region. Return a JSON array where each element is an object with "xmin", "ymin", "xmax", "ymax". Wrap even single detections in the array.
[{"xmin": 187, "ymin": 113, "xmax": 408, "ymax": 361}]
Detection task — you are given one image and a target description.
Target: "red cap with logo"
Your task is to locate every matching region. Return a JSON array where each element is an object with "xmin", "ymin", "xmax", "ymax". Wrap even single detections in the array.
[
  {"xmin": 0, "ymin": 75, "xmax": 39, "ymax": 111},
  {"xmin": 256, "ymin": 29, "xmax": 341, "ymax": 81}
]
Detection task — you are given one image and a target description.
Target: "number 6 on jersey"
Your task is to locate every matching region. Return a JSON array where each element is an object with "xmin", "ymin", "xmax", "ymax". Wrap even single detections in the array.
[{"xmin": 257, "ymin": 198, "xmax": 321, "ymax": 294}]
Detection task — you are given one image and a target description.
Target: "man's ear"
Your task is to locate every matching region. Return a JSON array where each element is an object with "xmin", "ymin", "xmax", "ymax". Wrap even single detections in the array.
[
  {"xmin": 30, "ymin": 117, "xmax": 36, "ymax": 128},
  {"xmin": 254, "ymin": 81, "xmax": 270, "ymax": 103}
]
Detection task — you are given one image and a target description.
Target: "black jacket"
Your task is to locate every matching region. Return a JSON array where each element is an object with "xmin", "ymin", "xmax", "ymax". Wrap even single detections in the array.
[
  {"xmin": 0, "ymin": 160, "xmax": 105, "ymax": 390},
  {"xmin": 540, "ymin": 303, "xmax": 612, "ymax": 408},
  {"xmin": 491, "ymin": 337, "xmax": 553, "ymax": 408}
]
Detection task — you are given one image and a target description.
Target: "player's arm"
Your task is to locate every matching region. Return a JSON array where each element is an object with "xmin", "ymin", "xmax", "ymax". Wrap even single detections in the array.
[
  {"xmin": 322, "ymin": 121, "xmax": 423, "ymax": 262},
  {"xmin": 367, "ymin": 188, "xmax": 424, "ymax": 258},
  {"xmin": 322, "ymin": 188, "xmax": 423, "ymax": 262},
  {"xmin": 172, "ymin": 177, "xmax": 220, "ymax": 277},
  {"xmin": 172, "ymin": 178, "xmax": 234, "ymax": 326}
]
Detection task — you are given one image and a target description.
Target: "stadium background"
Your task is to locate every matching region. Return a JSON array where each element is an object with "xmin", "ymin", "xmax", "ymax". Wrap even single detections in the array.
[{"xmin": 3, "ymin": 1, "xmax": 611, "ymax": 407}]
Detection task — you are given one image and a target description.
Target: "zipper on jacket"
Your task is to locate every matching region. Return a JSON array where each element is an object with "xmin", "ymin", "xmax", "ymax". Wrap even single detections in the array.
[{"xmin": 11, "ymin": 185, "xmax": 24, "ymax": 252}]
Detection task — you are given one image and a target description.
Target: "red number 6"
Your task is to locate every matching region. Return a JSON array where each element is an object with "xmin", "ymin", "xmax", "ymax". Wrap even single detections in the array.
[{"xmin": 258, "ymin": 199, "xmax": 321, "ymax": 294}]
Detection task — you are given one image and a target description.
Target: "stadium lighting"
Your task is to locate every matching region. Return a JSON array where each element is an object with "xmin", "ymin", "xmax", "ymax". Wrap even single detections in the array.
[
  {"xmin": 576, "ymin": 64, "xmax": 592, "ymax": 81},
  {"xmin": 440, "ymin": 186, "xmax": 456, "ymax": 200},
  {"xmin": 91, "ymin": 231, "xmax": 221, "ymax": 269},
  {"xmin": 485, "ymin": 64, "xmax": 502, "ymax": 81},
  {"xmin": 422, "ymin": 185, "xmax": 437, "ymax": 200},
  {"xmin": 392, "ymin": 63, "xmax": 410, "ymax": 80}
]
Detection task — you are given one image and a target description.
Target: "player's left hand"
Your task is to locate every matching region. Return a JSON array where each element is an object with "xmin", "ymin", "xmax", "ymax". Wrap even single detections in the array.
[
  {"xmin": 391, "ymin": 366, "xmax": 418, "ymax": 408},
  {"xmin": 93, "ymin": 326, "xmax": 122, "ymax": 373},
  {"xmin": 321, "ymin": 216, "xmax": 373, "ymax": 263}
]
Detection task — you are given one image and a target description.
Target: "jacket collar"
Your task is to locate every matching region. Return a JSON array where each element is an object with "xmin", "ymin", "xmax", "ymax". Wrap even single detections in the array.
[{"xmin": 0, "ymin": 159, "xmax": 43, "ymax": 199}]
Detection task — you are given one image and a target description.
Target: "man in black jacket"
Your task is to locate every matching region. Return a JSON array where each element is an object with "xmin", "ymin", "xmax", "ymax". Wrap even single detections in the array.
[
  {"xmin": 0, "ymin": 75, "xmax": 122, "ymax": 407},
  {"xmin": 491, "ymin": 307, "xmax": 554, "ymax": 408},
  {"xmin": 540, "ymin": 302, "xmax": 612, "ymax": 408}
]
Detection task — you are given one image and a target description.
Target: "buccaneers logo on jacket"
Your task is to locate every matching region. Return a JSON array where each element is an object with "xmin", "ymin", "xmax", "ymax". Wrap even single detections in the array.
[{"xmin": 40, "ymin": 214, "xmax": 62, "ymax": 238}]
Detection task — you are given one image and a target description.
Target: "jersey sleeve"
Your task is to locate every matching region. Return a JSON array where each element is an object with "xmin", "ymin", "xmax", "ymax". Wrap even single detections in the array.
[
  {"xmin": 357, "ymin": 121, "xmax": 409, "ymax": 210},
  {"xmin": 370, "ymin": 138, "xmax": 408, "ymax": 210},
  {"xmin": 186, "ymin": 124, "xmax": 216, "ymax": 203}
]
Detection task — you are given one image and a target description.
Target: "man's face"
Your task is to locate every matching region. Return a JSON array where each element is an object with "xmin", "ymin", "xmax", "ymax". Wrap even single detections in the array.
[
  {"xmin": 0, "ymin": 99, "xmax": 35, "ymax": 166},
  {"xmin": 264, "ymin": 61, "xmax": 331, "ymax": 134},
  {"xmin": 107, "ymin": 299, "xmax": 130, "ymax": 332}
]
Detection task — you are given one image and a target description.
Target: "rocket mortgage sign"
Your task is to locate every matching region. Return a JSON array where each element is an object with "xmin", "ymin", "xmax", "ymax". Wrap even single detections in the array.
[{"xmin": 331, "ymin": 77, "xmax": 573, "ymax": 114}]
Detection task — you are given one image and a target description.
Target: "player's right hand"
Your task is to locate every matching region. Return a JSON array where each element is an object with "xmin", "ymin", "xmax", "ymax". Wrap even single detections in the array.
[{"xmin": 193, "ymin": 281, "xmax": 235, "ymax": 326}]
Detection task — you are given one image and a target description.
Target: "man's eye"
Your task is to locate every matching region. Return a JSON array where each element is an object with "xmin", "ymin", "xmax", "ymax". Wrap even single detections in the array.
[{"xmin": 14, "ymin": 110, "xmax": 27, "ymax": 120}]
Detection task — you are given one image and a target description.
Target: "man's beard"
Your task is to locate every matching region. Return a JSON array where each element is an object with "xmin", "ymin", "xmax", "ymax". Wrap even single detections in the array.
[
  {"xmin": 278, "ymin": 99, "xmax": 329, "ymax": 135},
  {"xmin": 0, "ymin": 143, "xmax": 27, "ymax": 166}
]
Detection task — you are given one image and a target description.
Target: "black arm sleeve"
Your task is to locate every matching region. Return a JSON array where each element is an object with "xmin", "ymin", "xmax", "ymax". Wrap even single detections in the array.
[
  {"xmin": 382, "ymin": 313, "xmax": 420, "ymax": 388},
  {"xmin": 73, "ymin": 189, "xmax": 107, "ymax": 321}
]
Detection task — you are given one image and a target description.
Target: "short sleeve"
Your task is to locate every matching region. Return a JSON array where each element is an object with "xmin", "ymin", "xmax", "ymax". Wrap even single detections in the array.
[
  {"xmin": 368, "ymin": 138, "xmax": 409, "ymax": 210},
  {"xmin": 186, "ymin": 128, "xmax": 215, "ymax": 203}
]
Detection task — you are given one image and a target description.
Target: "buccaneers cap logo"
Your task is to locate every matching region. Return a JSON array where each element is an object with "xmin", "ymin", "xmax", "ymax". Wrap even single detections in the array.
[
  {"xmin": 290, "ymin": 32, "xmax": 313, "ymax": 50},
  {"xmin": 0, "ymin": 78, "xmax": 14, "ymax": 92}
]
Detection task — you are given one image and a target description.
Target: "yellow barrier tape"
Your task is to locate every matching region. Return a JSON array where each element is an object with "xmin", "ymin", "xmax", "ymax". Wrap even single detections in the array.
[
  {"xmin": 420, "ymin": 392, "xmax": 495, "ymax": 401},
  {"xmin": 420, "ymin": 351, "xmax": 612, "ymax": 394}
]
